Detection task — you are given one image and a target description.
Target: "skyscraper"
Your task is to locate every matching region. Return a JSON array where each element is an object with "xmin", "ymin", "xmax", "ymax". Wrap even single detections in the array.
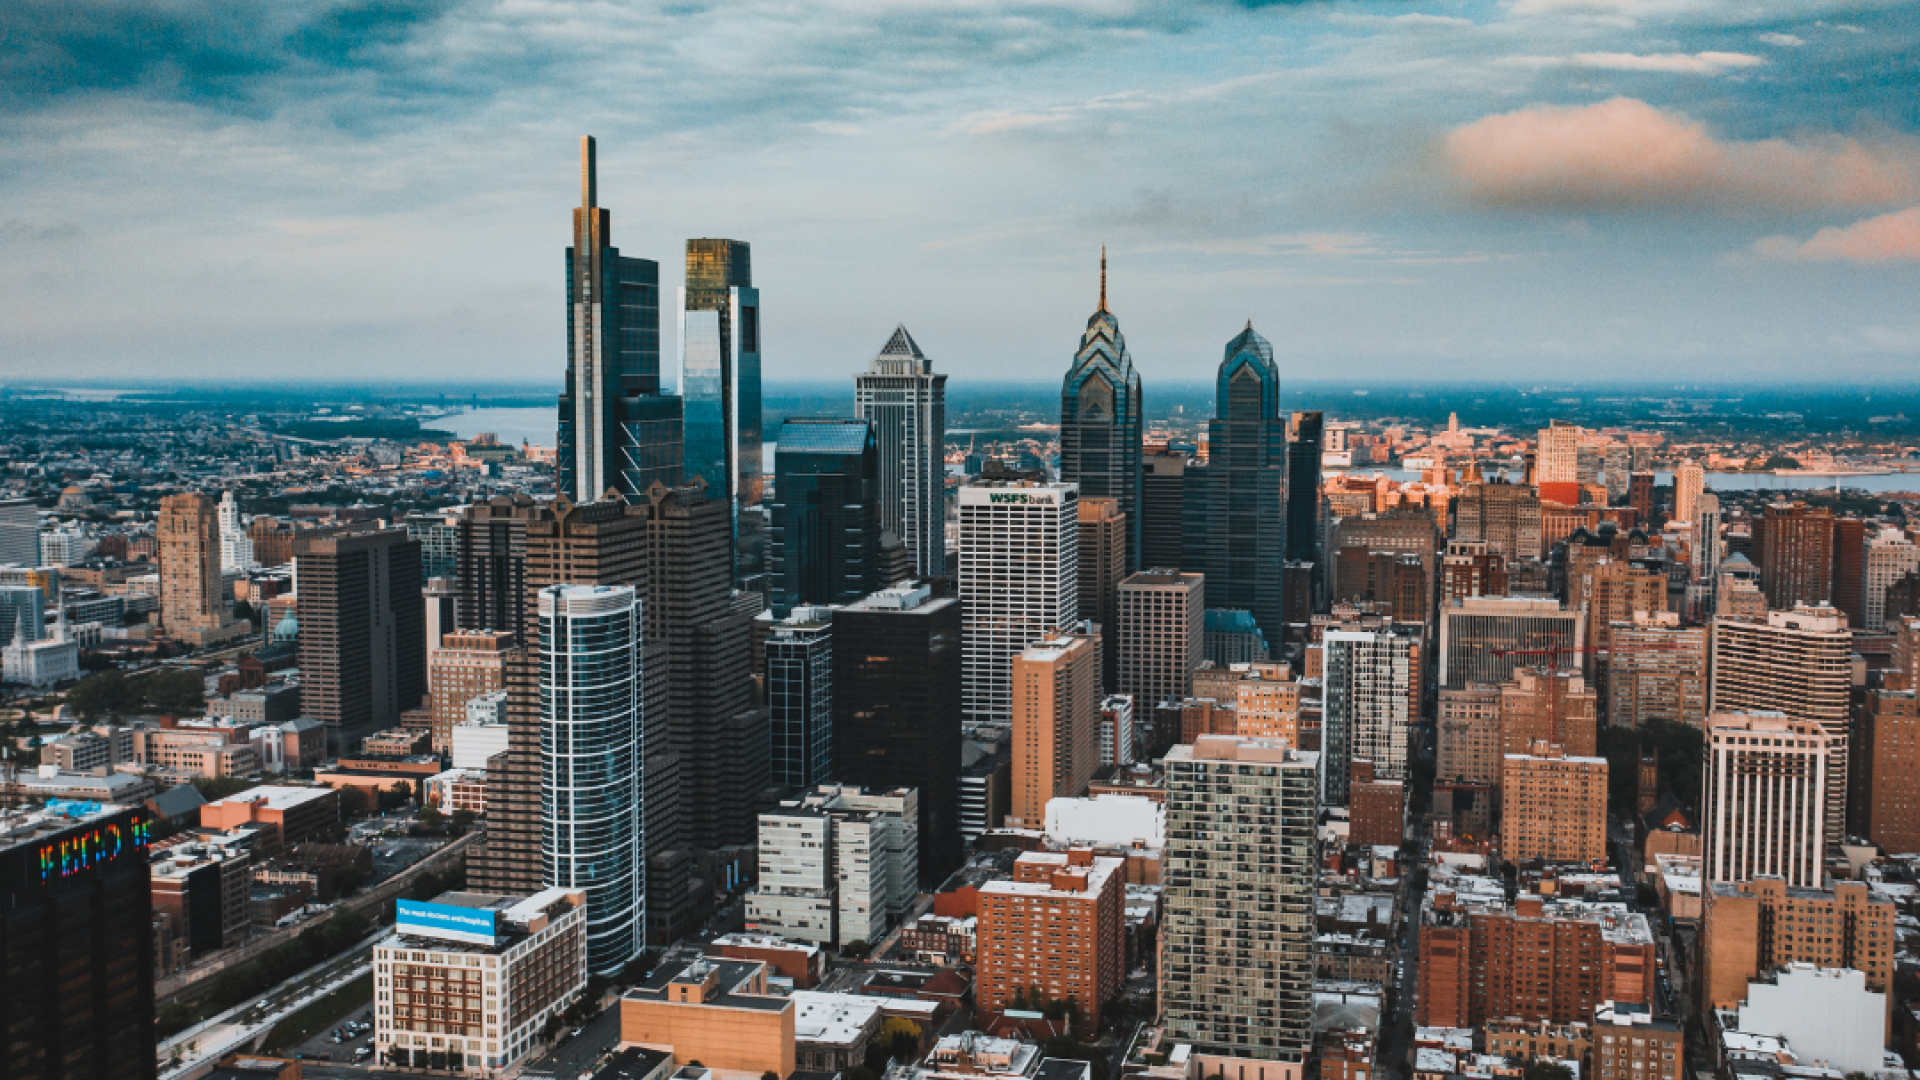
[
  {"xmin": 1184, "ymin": 324, "xmax": 1289, "ymax": 649},
  {"xmin": 1753, "ymin": 502, "xmax": 1834, "ymax": 609},
  {"xmin": 1058, "ymin": 250, "xmax": 1142, "ymax": 572},
  {"xmin": 159, "ymin": 492, "xmax": 231, "ymax": 641},
  {"xmin": 1702, "ymin": 711, "xmax": 1832, "ymax": 889},
  {"xmin": 454, "ymin": 495, "xmax": 534, "ymax": 634},
  {"xmin": 1864, "ymin": 527, "xmax": 1920, "ymax": 632},
  {"xmin": 1163, "ymin": 735, "xmax": 1319, "ymax": 1071},
  {"xmin": 678, "ymin": 237, "xmax": 761, "ymax": 576},
  {"xmin": 1077, "ymin": 497, "xmax": 1127, "ymax": 692},
  {"xmin": 768, "ymin": 419, "xmax": 880, "ymax": 616},
  {"xmin": 294, "ymin": 529, "xmax": 426, "ymax": 754},
  {"xmin": 854, "ymin": 325, "xmax": 946, "ymax": 579},
  {"xmin": 0, "ymin": 498, "xmax": 36, "ymax": 568},
  {"xmin": 1117, "ymin": 569, "xmax": 1204, "ymax": 714},
  {"xmin": 538, "ymin": 584, "xmax": 645, "ymax": 973},
  {"xmin": 1674, "ymin": 460, "xmax": 1705, "ymax": 525},
  {"xmin": 558, "ymin": 136, "xmax": 683, "ymax": 503},
  {"xmin": 1322, "ymin": 630, "xmax": 1412, "ymax": 807},
  {"xmin": 766, "ymin": 608, "xmax": 834, "ymax": 789},
  {"xmin": 217, "ymin": 490, "xmax": 252, "ymax": 573},
  {"xmin": 958, "ymin": 478, "xmax": 1079, "ymax": 726},
  {"xmin": 1140, "ymin": 449, "xmax": 1191, "ymax": 571},
  {"xmin": 1009, "ymin": 630, "xmax": 1099, "ymax": 826},
  {"xmin": 1535, "ymin": 420, "xmax": 1581, "ymax": 486},
  {"xmin": 1501, "ymin": 742, "xmax": 1608, "ymax": 864}
]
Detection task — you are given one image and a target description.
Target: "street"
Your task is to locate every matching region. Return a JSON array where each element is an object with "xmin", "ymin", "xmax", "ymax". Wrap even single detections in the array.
[{"xmin": 522, "ymin": 1002, "xmax": 624, "ymax": 1080}]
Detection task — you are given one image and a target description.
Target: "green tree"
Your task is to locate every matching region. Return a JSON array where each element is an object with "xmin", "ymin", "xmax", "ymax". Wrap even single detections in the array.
[
  {"xmin": 450, "ymin": 809, "xmax": 477, "ymax": 833},
  {"xmin": 1523, "ymin": 1060, "xmax": 1575, "ymax": 1080},
  {"xmin": 336, "ymin": 785, "xmax": 372, "ymax": 819},
  {"xmin": 67, "ymin": 671, "xmax": 135, "ymax": 718},
  {"xmin": 139, "ymin": 669, "xmax": 206, "ymax": 715},
  {"xmin": 415, "ymin": 802, "xmax": 445, "ymax": 831}
]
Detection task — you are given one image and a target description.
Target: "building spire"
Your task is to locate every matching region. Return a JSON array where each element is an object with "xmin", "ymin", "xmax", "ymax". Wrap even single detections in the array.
[
  {"xmin": 1098, "ymin": 245, "xmax": 1108, "ymax": 312},
  {"xmin": 581, "ymin": 135, "xmax": 596, "ymax": 209}
]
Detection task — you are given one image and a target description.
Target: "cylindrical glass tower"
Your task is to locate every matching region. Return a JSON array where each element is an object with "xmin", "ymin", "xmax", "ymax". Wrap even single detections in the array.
[{"xmin": 538, "ymin": 583, "xmax": 644, "ymax": 973}]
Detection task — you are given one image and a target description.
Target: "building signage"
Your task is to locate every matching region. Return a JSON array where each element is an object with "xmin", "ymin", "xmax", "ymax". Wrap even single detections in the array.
[
  {"xmin": 397, "ymin": 899, "xmax": 499, "ymax": 945},
  {"xmin": 37, "ymin": 812, "xmax": 149, "ymax": 882},
  {"xmin": 986, "ymin": 491, "xmax": 1056, "ymax": 505}
]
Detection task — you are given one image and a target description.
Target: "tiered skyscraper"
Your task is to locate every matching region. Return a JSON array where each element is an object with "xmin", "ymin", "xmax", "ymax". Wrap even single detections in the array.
[
  {"xmin": 558, "ymin": 136, "xmax": 683, "ymax": 502},
  {"xmin": 678, "ymin": 238, "xmax": 761, "ymax": 579},
  {"xmin": 854, "ymin": 326, "xmax": 947, "ymax": 579},
  {"xmin": 1058, "ymin": 250, "xmax": 1142, "ymax": 572},
  {"xmin": 1185, "ymin": 324, "xmax": 1288, "ymax": 649}
]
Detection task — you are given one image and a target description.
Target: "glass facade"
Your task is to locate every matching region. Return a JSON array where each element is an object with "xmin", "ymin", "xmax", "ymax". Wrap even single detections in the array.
[
  {"xmin": 678, "ymin": 239, "xmax": 760, "ymax": 582},
  {"xmin": 766, "ymin": 615, "xmax": 834, "ymax": 788},
  {"xmin": 538, "ymin": 584, "xmax": 644, "ymax": 973},
  {"xmin": 768, "ymin": 419, "xmax": 881, "ymax": 616},
  {"xmin": 1184, "ymin": 324, "xmax": 1288, "ymax": 650},
  {"xmin": 854, "ymin": 325, "xmax": 947, "ymax": 579},
  {"xmin": 1059, "ymin": 260, "xmax": 1143, "ymax": 572}
]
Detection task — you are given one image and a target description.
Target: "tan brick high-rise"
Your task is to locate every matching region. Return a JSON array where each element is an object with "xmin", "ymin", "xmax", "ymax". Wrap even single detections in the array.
[
  {"xmin": 1702, "ymin": 877, "xmax": 1895, "ymax": 1038},
  {"xmin": 159, "ymin": 493, "xmax": 227, "ymax": 636},
  {"xmin": 1861, "ymin": 689, "xmax": 1920, "ymax": 855},
  {"xmin": 976, "ymin": 850, "xmax": 1124, "ymax": 1033},
  {"xmin": 1501, "ymin": 742, "xmax": 1607, "ymax": 864},
  {"xmin": 1009, "ymin": 631, "xmax": 1099, "ymax": 826},
  {"xmin": 428, "ymin": 629, "xmax": 517, "ymax": 751}
]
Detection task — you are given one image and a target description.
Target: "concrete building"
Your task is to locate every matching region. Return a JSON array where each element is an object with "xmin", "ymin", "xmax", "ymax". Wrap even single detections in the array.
[
  {"xmin": 1097, "ymin": 695, "xmax": 1134, "ymax": 768},
  {"xmin": 1498, "ymin": 668, "xmax": 1598, "ymax": 760},
  {"xmin": 1077, "ymin": 498, "xmax": 1127, "ymax": 693},
  {"xmin": 1730, "ymin": 965, "xmax": 1885, "ymax": 1073},
  {"xmin": 1322, "ymin": 630, "xmax": 1411, "ymax": 807},
  {"xmin": 1163, "ymin": 736, "xmax": 1320, "ymax": 1076},
  {"xmin": 1701, "ymin": 876, "xmax": 1895, "ymax": 1025},
  {"xmin": 1116, "ymin": 570, "xmax": 1203, "ymax": 716},
  {"xmin": 149, "ymin": 838, "xmax": 253, "ymax": 957},
  {"xmin": 1864, "ymin": 526, "xmax": 1920, "ymax": 631},
  {"xmin": 1436, "ymin": 687, "xmax": 1501, "ymax": 786},
  {"xmin": 1673, "ymin": 461, "xmax": 1705, "ymax": 526},
  {"xmin": 0, "ymin": 497, "xmax": 37, "ymax": 568},
  {"xmin": 855, "ymin": 324, "xmax": 947, "ymax": 580},
  {"xmin": 1438, "ymin": 595, "xmax": 1581, "ymax": 690},
  {"xmin": 428, "ymin": 629, "xmax": 516, "ymax": 753},
  {"xmin": 451, "ymin": 713, "xmax": 510, "ymax": 772},
  {"xmin": 1702, "ymin": 712, "xmax": 1832, "ymax": 889},
  {"xmin": 1009, "ymin": 631, "xmax": 1100, "ymax": 827},
  {"xmin": 1501, "ymin": 742, "xmax": 1608, "ymax": 865},
  {"xmin": 294, "ymin": 528, "xmax": 426, "ymax": 754},
  {"xmin": 976, "ymin": 849, "xmax": 1125, "ymax": 1032},
  {"xmin": 1536, "ymin": 421, "xmax": 1581, "ymax": 486},
  {"xmin": 747, "ymin": 785, "xmax": 920, "ymax": 949},
  {"xmin": 1453, "ymin": 479, "xmax": 1543, "ymax": 562},
  {"xmin": 958, "ymin": 479, "xmax": 1078, "ymax": 727},
  {"xmin": 199, "ymin": 785, "xmax": 338, "ymax": 848},
  {"xmin": 619, "ymin": 957, "xmax": 796, "ymax": 1078},
  {"xmin": 373, "ymin": 889, "xmax": 588, "ymax": 1073}
]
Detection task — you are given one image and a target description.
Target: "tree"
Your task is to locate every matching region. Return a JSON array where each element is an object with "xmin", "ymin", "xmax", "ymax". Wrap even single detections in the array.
[
  {"xmin": 139, "ymin": 669, "xmax": 206, "ymax": 715},
  {"xmin": 841, "ymin": 939, "xmax": 870, "ymax": 959},
  {"xmin": 450, "ymin": 809, "xmax": 477, "ymax": 833},
  {"xmin": 415, "ymin": 802, "xmax": 445, "ymax": 831},
  {"xmin": 1522, "ymin": 1061, "xmax": 1575, "ymax": 1080},
  {"xmin": 337, "ymin": 785, "xmax": 372, "ymax": 819},
  {"xmin": 66, "ymin": 670, "xmax": 135, "ymax": 718}
]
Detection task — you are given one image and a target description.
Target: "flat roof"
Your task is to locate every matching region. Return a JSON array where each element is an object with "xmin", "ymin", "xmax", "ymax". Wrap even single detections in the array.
[
  {"xmin": 209, "ymin": 785, "xmax": 334, "ymax": 811},
  {"xmin": 588, "ymin": 1046, "xmax": 673, "ymax": 1080},
  {"xmin": 791, "ymin": 991, "xmax": 884, "ymax": 1045}
]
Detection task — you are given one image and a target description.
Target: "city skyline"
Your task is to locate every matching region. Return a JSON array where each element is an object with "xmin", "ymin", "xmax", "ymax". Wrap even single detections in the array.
[{"xmin": 2, "ymin": 2, "xmax": 1916, "ymax": 385}]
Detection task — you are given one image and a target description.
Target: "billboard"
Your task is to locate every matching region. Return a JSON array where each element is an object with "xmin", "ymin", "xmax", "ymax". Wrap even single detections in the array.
[{"xmin": 396, "ymin": 899, "xmax": 499, "ymax": 945}]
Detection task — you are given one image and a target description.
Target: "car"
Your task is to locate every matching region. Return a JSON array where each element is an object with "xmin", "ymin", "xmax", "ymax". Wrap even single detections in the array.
[{"xmin": 355, "ymin": 1048, "xmax": 374, "ymax": 1061}]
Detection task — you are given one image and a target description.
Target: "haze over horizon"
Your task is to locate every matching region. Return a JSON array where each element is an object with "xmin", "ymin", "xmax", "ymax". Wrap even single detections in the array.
[{"xmin": 3, "ymin": 0, "xmax": 1916, "ymax": 386}]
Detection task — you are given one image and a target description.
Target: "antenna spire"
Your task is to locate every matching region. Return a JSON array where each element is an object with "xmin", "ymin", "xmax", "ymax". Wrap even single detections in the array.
[
  {"xmin": 581, "ymin": 135, "xmax": 597, "ymax": 209},
  {"xmin": 1098, "ymin": 245, "xmax": 1108, "ymax": 312}
]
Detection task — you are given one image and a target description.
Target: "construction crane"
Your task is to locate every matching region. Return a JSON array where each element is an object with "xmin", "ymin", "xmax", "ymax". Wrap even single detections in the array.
[{"xmin": 1490, "ymin": 639, "xmax": 1694, "ymax": 746}]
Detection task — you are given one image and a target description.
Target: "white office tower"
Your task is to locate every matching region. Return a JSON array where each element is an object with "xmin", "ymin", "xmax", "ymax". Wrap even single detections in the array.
[
  {"xmin": 747, "ymin": 785, "xmax": 920, "ymax": 948},
  {"xmin": 1694, "ymin": 492, "xmax": 1722, "ymax": 582},
  {"xmin": 957, "ymin": 479, "xmax": 1078, "ymax": 726},
  {"xmin": 1535, "ymin": 420, "xmax": 1582, "ymax": 485},
  {"xmin": 1321, "ymin": 630, "xmax": 1411, "ymax": 808},
  {"xmin": 537, "ymin": 584, "xmax": 644, "ymax": 973},
  {"xmin": 0, "ymin": 499, "xmax": 38, "ymax": 567},
  {"xmin": 218, "ymin": 490, "xmax": 254, "ymax": 572},
  {"xmin": 855, "ymin": 325, "xmax": 947, "ymax": 579},
  {"xmin": 1675, "ymin": 460, "xmax": 1705, "ymax": 526},
  {"xmin": 1703, "ymin": 712, "xmax": 1832, "ymax": 889},
  {"xmin": 1864, "ymin": 527, "xmax": 1920, "ymax": 631},
  {"xmin": 1163, "ymin": 735, "xmax": 1319, "ymax": 1073}
]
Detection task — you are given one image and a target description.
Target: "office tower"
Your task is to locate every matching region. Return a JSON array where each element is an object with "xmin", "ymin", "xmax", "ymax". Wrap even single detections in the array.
[
  {"xmin": 638, "ymin": 485, "xmax": 764, "ymax": 852},
  {"xmin": 295, "ymin": 529, "xmax": 426, "ymax": 754},
  {"xmin": 977, "ymin": 850, "xmax": 1125, "ymax": 1032},
  {"xmin": 1535, "ymin": 420, "xmax": 1581, "ymax": 485},
  {"xmin": 1163, "ymin": 736, "xmax": 1319, "ymax": 1070},
  {"xmin": 1695, "ymin": 491, "xmax": 1723, "ymax": 579},
  {"xmin": 1831, "ymin": 515, "xmax": 1866, "ymax": 627},
  {"xmin": 0, "ymin": 498, "xmax": 36, "ymax": 567},
  {"xmin": 537, "ymin": 584, "xmax": 644, "ymax": 973},
  {"xmin": 558, "ymin": 137, "xmax": 682, "ymax": 503},
  {"xmin": 1077, "ymin": 497, "xmax": 1126, "ymax": 692},
  {"xmin": 1701, "ymin": 712, "xmax": 1831, "ymax": 889},
  {"xmin": 453, "ymin": 495, "xmax": 533, "ymax": 633},
  {"xmin": 834, "ymin": 583, "xmax": 963, "ymax": 883},
  {"xmin": 1752, "ymin": 502, "xmax": 1833, "ymax": 609},
  {"xmin": 854, "ymin": 325, "xmax": 946, "ymax": 579},
  {"xmin": 0, "ymin": 803, "xmax": 156, "ymax": 1080},
  {"xmin": 1501, "ymin": 742, "xmax": 1607, "ymax": 864},
  {"xmin": 159, "ymin": 492, "xmax": 229, "ymax": 638},
  {"xmin": 1141, "ymin": 449, "xmax": 1191, "ymax": 570},
  {"xmin": 1499, "ymin": 668, "xmax": 1598, "ymax": 758},
  {"xmin": 678, "ymin": 237, "xmax": 761, "ymax": 572},
  {"xmin": 1674, "ymin": 460, "xmax": 1705, "ymax": 524},
  {"xmin": 1861, "ymin": 689, "xmax": 1920, "ymax": 854},
  {"xmin": 1605, "ymin": 612, "xmax": 1707, "ymax": 730},
  {"xmin": 424, "ymin": 575, "xmax": 457, "ymax": 654},
  {"xmin": 404, "ymin": 511, "xmax": 459, "ymax": 583},
  {"xmin": 429, "ymin": 630, "xmax": 517, "ymax": 752},
  {"xmin": 1437, "ymin": 595, "xmax": 1581, "ymax": 689},
  {"xmin": 1437, "ymin": 686, "xmax": 1502, "ymax": 785},
  {"xmin": 1009, "ymin": 631, "xmax": 1099, "ymax": 826},
  {"xmin": 1453, "ymin": 478, "xmax": 1544, "ymax": 562},
  {"xmin": 216, "ymin": 490, "xmax": 252, "ymax": 572},
  {"xmin": 766, "ymin": 608, "xmax": 834, "ymax": 789},
  {"xmin": 1184, "ymin": 324, "xmax": 1288, "ymax": 648},
  {"xmin": 0, "ymin": 585, "xmax": 43, "ymax": 649},
  {"xmin": 1863, "ymin": 527, "xmax": 1920, "ymax": 631},
  {"xmin": 1286, "ymin": 411, "xmax": 1324, "ymax": 566},
  {"xmin": 1116, "ymin": 570, "xmax": 1203, "ymax": 714},
  {"xmin": 957, "ymin": 478, "xmax": 1078, "ymax": 726},
  {"xmin": 1701, "ymin": 877, "xmax": 1895, "ymax": 1026},
  {"xmin": 1322, "ymin": 630, "xmax": 1411, "ymax": 806},
  {"xmin": 1710, "ymin": 606, "xmax": 1851, "ymax": 850},
  {"xmin": 748, "ymin": 786, "xmax": 919, "ymax": 948},
  {"xmin": 1059, "ymin": 251, "xmax": 1143, "ymax": 572},
  {"xmin": 1098, "ymin": 695, "xmax": 1135, "ymax": 766},
  {"xmin": 768, "ymin": 419, "xmax": 880, "ymax": 615}
]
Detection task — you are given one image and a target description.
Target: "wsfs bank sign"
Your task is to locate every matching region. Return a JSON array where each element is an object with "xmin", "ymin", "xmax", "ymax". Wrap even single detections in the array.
[{"xmin": 986, "ymin": 492, "xmax": 1055, "ymax": 505}]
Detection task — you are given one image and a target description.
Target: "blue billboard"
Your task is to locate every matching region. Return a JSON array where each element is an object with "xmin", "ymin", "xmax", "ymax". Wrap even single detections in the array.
[{"xmin": 397, "ymin": 899, "xmax": 499, "ymax": 945}]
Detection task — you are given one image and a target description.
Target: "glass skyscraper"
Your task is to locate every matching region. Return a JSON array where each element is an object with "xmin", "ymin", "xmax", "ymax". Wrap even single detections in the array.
[
  {"xmin": 768, "ymin": 418, "xmax": 881, "ymax": 616},
  {"xmin": 677, "ymin": 238, "xmax": 761, "ymax": 579},
  {"xmin": 558, "ymin": 136, "xmax": 683, "ymax": 503},
  {"xmin": 766, "ymin": 609, "xmax": 834, "ymax": 788},
  {"xmin": 1059, "ymin": 250, "xmax": 1143, "ymax": 572},
  {"xmin": 1184, "ymin": 323, "xmax": 1288, "ymax": 649},
  {"xmin": 854, "ymin": 325, "xmax": 947, "ymax": 579},
  {"xmin": 538, "ymin": 583, "xmax": 644, "ymax": 974}
]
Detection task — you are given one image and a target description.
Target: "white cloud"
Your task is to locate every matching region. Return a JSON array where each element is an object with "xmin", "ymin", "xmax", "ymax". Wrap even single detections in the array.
[
  {"xmin": 1501, "ymin": 51, "xmax": 1766, "ymax": 75},
  {"xmin": 1757, "ymin": 32, "xmax": 1803, "ymax": 47}
]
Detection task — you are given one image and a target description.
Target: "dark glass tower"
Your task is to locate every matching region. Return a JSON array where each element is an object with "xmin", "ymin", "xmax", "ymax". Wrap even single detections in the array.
[
  {"xmin": 678, "ymin": 239, "xmax": 762, "ymax": 580},
  {"xmin": 1059, "ymin": 249, "xmax": 1143, "ymax": 572},
  {"xmin": 1184, "ymin": 323, "xmax": 1287, "ymax": 648},
  {"xmin": 1286, "ymin": 411, "xmax": 1324, "ymax": 563},
  {"xmin": 558, "ymin": 136, "xmax": 684, "ymax": 502},
  {"xmin": 768, "ymin": 419, "xmax": 881, "ymax": 616}
]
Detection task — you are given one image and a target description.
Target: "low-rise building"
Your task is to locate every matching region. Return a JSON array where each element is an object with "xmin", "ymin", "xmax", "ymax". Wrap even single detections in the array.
[
  {"xmin": 1592, "ymin": 1002, "xmax": 1682, "ymax": 1080},
  {"xmin": 791, "ymin": 990, "xmax": 887, "ymax": 1071},
  {"xmin": 425, "ymin": 769, "xmax": 487, "ymax": 815},
  {"xmin": 200, "ymin": 785, "xmax": 338, "ymax": 848},
  {"xmin": 704, "ymin": 933, "xmax": 826, "ymax": 989},
  {"xmin": 1, "ymin": 765, "xmax": 156, "ymax": 804},
  {"xmin": 150, "ymin": 838, "xmax": 253, "ymax": 958},
  {"xmin": 618, "ymin": 956, "xmax": 796, "ymax": 1078},
  {"xmin": 747, "ymin": 786, "xmax": 920, "ymax": 949}
]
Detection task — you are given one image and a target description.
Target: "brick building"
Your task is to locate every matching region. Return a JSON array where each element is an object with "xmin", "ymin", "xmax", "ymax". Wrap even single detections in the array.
[{"xmin": 975, "ymin": 850, "xmax": 1124, "ymax": 1034}]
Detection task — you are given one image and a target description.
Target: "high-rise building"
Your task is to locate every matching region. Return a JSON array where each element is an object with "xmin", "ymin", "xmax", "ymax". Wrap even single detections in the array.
[
  {"xmin": 295, "ymin": 529, "xmax": 426, "ymax": 754},
  {"xmin": 1322, "ymin": 630, "xmax": 1412, "ymax": 807},
  {"xmin": 1500, "ymin": 741, "xmax": 1608, "ymax": 864},
  {"xmin": 0, "ymin": 498, "xmax": 37, "ymax": 568},
  {"xmin": 1163, "ymin": 736, "xmax": 1319, "ymax": 1072},
  {"xmin": 558, "ymin": 136, "xmax": 682, "ymax": 503},
  {"xmin": 1860, "ymin": 689, "xmax": 1920, "ymax": 855},
  {"xmin": 1285, "ymin": 411, "xmax": 1325, "ymax": 567},
  {"xmin": 1184, "ymin": 325, "xmax": 1288, "ymax": 648},
  {"xmin": 1498, "ymin": 668, "xmax": 1598, "ymax": 759},
  {"xmin": 678, "ymin": 237, "xmax": 761, "ymax": 573},
  {"xmin": 1417, "ymin": 889, "xmax": 1654, "ymax": 1029},
  {"xmin": 976, "ymin": 850, "xmax": 1125, "ymax": 1033},
  {"xmin": 1330, "ymin": 549, "xmax": 1429, "ymax": 626},
  {"xmin": 1077, "ymin": 497, "xmax": 1127, "ymax": 693},
  {"xmin": 217, "ymin": 490, "xmax": 253, "ymax": 573},
  {"xmin": 854, "ymin": 325, "xmax": 946, "ymax": 579},
  {"xmin": 1116, "ymin": 569, "xmax": 1203, "ymax": 716},
  {"xmin": 0, "ymin": 803, "xmax": 156, "ymax": 1080},
  {"xmin": 1709, "ymin": 607, "xmax": 1852, "ymax": 850},
  {"xmin": 1694, "ymin": 492, "xmax": 1723, "ymax": 583},
  {"xmin": 428, "ymin": 630, "xmax": 517, "ymax": 752},
  {"xmin": 538, "ymin": 584, "xmax": 644, "ymax": 973},
  {"xmin": 1715, "ymin": 555, "xmax": 1767, "ymax": 618},
  {"xmin": 1831, "ymin": 516, "xmax": 1866, "ymax": 627},
  {"xmin": 748, "ymin": 786, "xmax": 920, "ymax": 948},
  {"xmin": 1701, "ymin": 877, "xmax": 1895, "ymax": 1021},
  {"xmin": 766, "ymin": 608, "xmax": 834, "ymax": 789},
  {"xmin": 1058, "ymin": 251, "xmax": 1143, "ymax": 573},
  {"xmin": 453, "ymin": 496, "xmax": 534, "ymax": 634},
  {"xmin": 957, "ymin": 479, "xmax": 1078, "ymax": 727},
  {"xmin": 1438, "ymin": 595, "xmax": 1581, "ymax": 689},
  {"xmin": 1535, "ymin": 420, "xmax": 1581, "ymax": 486},
  {"xmin": 159, "ymin": 492, "xmax": 231, "ymax": 640},
  {"xmin": 768, "ymin": 419, "xmax": 880, "ymax": 616},
  {"xmin": 424, "ymin": 575, "xmax": 458, "ymax": 655},
  {"xmin": 1674, "ymin": 461, "xmax": 1705, "ymax": 525},
  {"xmin": 1752, "ymin": 502, "xmax": 1834, "ymax": 609},
  {"xmin": 1141, "ymin": 449, "xmax": 1191, "ymax": 571},
  {"xmin": 1863, "ymin": 527, "xmax": 1920, "ymax": 632},
  {"xmin": 0, "ymin": 585, "xmax": 44, "ymax": 649},
  {"xmin": 833, "ymin": 583, "xmax": 963, "ymax": 883},
  {"xmin": 1441, "ymin": 541, "xmax": 1507, "ymax": 602},
  {"xmin": 1572, "ymin": 559, "xmax": 1666, "ymax": 665},
  {"xmin": 1452, "ymin": 478, "xmax": 1543, "ymax": 562},
  {"xmin": 1702, "ymin": 712, "xmax": 1832, "ymax": 889},
  {"xmin": 1605, "ymin": 612, "xmax": 1707, "ymax": 730},
  {"xmin": 1009, "ymin": 631, "xmax": 1100, "ymax": 826},
  {"xmin": 1436, "ymin": 686, "xmax": 1502, "ymax": 785}
]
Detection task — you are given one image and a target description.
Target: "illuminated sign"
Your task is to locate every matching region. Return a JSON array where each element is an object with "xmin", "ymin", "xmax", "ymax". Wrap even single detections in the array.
[
  {"xmin": 397, "ymin": 899, "xmax": 499, "ymax": 945},
  {"xmin": 37, "ymin": 813, "xmax": 150, "ymax": 882},
  {"xmin": 986, "ymin": 492, "xmax": 1056, "ymax": 505}
]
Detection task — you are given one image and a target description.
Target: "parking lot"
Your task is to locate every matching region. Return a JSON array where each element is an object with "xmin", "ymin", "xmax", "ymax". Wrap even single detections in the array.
[
  {"xmin": 293, "ymin": 1003, "xmax": 378, "ymax": 1066},
  {"xmin": 368, "ymin": 836, "xmax": 447, "ymax": 885}
]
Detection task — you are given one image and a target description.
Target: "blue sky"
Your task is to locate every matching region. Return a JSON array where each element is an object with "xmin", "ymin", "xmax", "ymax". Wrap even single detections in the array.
[{"xmin": 1, "ymin": 0, "xmax": 1916, "ymax": 387}]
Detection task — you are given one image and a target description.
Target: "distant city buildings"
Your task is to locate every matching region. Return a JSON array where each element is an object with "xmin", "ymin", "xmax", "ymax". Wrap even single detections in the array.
[{"xmin": 855, "ymin": 325, "xmax": 946, "ymax": 579}]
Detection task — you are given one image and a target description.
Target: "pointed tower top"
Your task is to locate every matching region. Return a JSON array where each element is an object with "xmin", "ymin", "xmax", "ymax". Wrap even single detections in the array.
[
  {"xmin": 1246, "ymin": 319, "xmax": 1253, "ymax": 331},
  {"xmin": 581, "ymin": 135, "xmax": 597, "ymax": 209},
  {"xmin": 1098, "ymin": 245, "xmax": 1108, "ymax": 312}
]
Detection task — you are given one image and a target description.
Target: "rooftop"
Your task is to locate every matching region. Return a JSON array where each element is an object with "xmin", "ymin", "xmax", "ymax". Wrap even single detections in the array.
[
  {"xmin": 208, "ymin": 785, "xmax": 335, "ymax": 811},
  {"xmin": 791, "ymin": 991, "xmax": 885, "ymax": 1046}
]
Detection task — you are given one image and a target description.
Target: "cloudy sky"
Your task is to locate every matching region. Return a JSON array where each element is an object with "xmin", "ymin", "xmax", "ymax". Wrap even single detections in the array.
[{"xmin": 2, "ymin": 0, "xmax": 1916, "ymax": 388}]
